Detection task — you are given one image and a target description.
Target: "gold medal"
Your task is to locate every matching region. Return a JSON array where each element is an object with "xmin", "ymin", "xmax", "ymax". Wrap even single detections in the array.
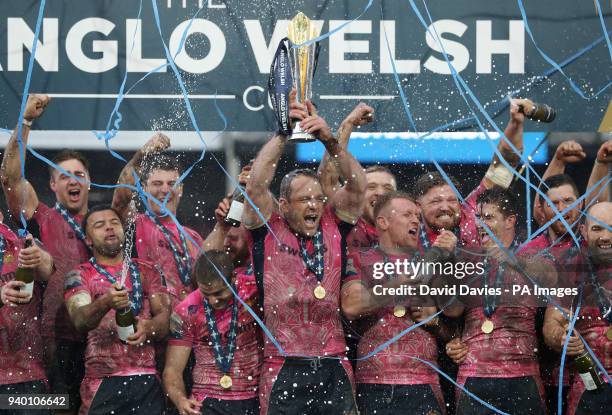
[
  {"xmin": 606, "ymin": 327, "xmax": 612, "ymax": 341},
  {"xmin": 481, "ymin": 319, "xmax": 494, "ymax": 334},
  {"xmin": 219, "ymin": 374, "xmax": 232, "ymax": 389},
  {"xmin": 314, "ymin": 285, "xmax": 326, "ymax": 300},
  {"xmin": 393, "ymin": 305, "xmax": 406, "ymax": 318}
]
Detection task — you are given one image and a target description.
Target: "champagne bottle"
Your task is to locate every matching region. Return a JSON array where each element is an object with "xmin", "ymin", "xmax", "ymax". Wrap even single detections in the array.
[
  {"xmin": 224, "ymin": 160, "xmax": 254, "ymax": 228},
  {"xmin": 224, "ymin": 186, "xmax": 245, "ymax": 228},
  {"xmin": 15, "ymin": 238, "xmax": 34, "ymax": 302},
  {"xmin": 575, "ymin": 351, "xmax": 604, "ymax": 391},
  {"xmin": 116, "ymin": 305, "xmax": 136, "ymax": 343},
  {"xmin": 518, "ymin": 102, "xmax": 556, "ymax": 123}
]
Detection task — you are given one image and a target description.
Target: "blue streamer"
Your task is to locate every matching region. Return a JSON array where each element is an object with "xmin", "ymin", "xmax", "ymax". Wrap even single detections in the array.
[{"xmin": 516, "ymin": 0, "xmax": 612, "ymax": 99}]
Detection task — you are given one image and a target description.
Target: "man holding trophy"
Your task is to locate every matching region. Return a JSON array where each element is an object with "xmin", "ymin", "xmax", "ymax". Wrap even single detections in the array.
[{"xmin": 243, "ymin": 13, "xmax": 366, "ymax": 414}]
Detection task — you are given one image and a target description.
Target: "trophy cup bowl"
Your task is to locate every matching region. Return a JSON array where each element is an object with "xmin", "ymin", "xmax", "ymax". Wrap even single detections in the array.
[{"xmin": 287, "ymin": 12, "xmax": 320, "ymax": 142}]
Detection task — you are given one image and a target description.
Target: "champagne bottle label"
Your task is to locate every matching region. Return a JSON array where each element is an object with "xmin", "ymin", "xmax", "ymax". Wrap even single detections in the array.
[
  {"xmin": 226, "ymin": 201, "xmax": 245, "ymax": 222},
  {"xmin": 22, "ymin": 281, "xmax": 34, "ymax": 299},
  {"xmin": 579, "ymin": 372, "xmax": 598, "ymax": 391},
  {"xmin": 118, "ymin": 325, "xmax": 135, "ymax": 342}
]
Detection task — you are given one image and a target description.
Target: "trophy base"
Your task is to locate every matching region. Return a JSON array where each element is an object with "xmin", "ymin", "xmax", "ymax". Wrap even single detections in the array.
[{"xmin": 288, "ymin": 122, "xmax": 317, "ymax": 142}]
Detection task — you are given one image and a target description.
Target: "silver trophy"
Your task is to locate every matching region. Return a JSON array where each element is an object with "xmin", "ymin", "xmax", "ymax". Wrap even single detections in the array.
[{"xmin": 287, "ymin": 12, "xmax": 320, "ymax": 142}]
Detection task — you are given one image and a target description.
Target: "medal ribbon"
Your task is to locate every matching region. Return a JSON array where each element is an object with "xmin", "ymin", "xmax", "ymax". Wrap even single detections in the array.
[
  {"xmin": 202, "ymin": 290, "xmax": 239, "ymax": 374},
  {"xmin": 89, "ymin": 258, "xmax": 144, "ymax": 315},
  {"xmin": 54, "ymin": 202, "xmax": 86, "ymax": 242},
  {"xmin": 0, "ymin": 234, "xmax": 5, "ymax": 276},
  {"xmin": 482, "ymin": 239, "xmax": 519, "ymax": 317},
  {"xmin": 298, "ymin": 231, "xmax": 325, "ymax": 283},
  {"xmin": 146, "ymin": 211, "xmax": 192, "ymax": 286},
  {"xmin": 381, "ymin": 250, "xmax": 420, "ymax": 314}
]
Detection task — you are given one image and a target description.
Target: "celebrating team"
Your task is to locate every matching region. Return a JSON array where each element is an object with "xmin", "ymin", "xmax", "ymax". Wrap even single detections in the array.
[{"xmin": 0, "ymin": 93, "xmax": 609, "ymax": 415}]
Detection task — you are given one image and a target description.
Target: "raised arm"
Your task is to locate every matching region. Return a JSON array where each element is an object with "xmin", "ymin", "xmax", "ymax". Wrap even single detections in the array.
[
  {"xmin": 243, "ymin": 134, "xmax": 285, "ymax": 228},
  {"xmin": 301, "ymin": 102, "xmax": 366, "ymax": 222},
  {"xmin": 483, "ymin": 98, "xmax": 528, "ymax": 189},
  {"xmin": 0, "ymin": 94, "xmax": 50, "ymax": 219},
  {"xmin": 533, "ymin": 140, "xmax": 586, "ymax": 225},
  {"xmin": 317, "ymin": 103, "xmax": 373, "ymax": 199},
  {"xmin": 203, "ymin": 196, "xmax": 232, "ymax": 250},
  {"xmin": 111, "ymin": 133, "xmax": 170, "ymax": 222},
  {"xmin": 585, "ymin": 140, "xmax": 611, "ymax": 205}
]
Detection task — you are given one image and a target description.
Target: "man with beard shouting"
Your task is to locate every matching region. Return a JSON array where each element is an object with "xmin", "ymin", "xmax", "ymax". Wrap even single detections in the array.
[{"xmin": 243, "ymin": 93, "xmax": 366, "ymax": 414}]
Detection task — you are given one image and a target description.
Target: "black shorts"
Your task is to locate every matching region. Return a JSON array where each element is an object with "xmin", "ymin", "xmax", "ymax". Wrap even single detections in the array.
[
  {"xmin": 0, "ymin": 380, "xmax": 51, "ymax": 415},
  {"xmin": 199, "ymin": 398, "xmax": 259, "ymax": 415},
  {"xmin": 456, "ymin": 376, "xmax": 545, "ymax": 415},
  {"xmin": 267, "ymin": 358, "xmax": 357, "ymax": 415},
  {"xmin": 544, "ymin": 384, "xmax": 569, "ymax": 415},
  {"xmin": 88, "ymin": 375, "xmax": 163, "ymax": 415},
  {"xmin": 575, "ymin": 383, "xmax": 612, "ymax": 415},
  {"xmin": 48, "ymin": 339, "xmax": 85, "ymax": 412},
  {"xmin": 357, "ymin": 383, "xmax": 443, "ymax": 415}
]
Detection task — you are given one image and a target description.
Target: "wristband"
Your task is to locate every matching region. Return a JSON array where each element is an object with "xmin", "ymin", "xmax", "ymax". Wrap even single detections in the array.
[{"xmin": 22, "ymin": 119, "xmax": 32, "ymax": 128}]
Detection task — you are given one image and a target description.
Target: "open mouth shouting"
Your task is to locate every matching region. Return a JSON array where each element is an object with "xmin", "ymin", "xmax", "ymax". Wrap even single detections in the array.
[
  {"xmin": 304, "ymin": 213, "xmax": 319, "ymax": 229},
  {"xmin": 68, "ymin": 188, "xmax": 81, "ymax": 203}
]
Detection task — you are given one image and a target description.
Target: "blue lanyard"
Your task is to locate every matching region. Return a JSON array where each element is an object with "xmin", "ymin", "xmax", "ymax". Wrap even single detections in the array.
[
  {"xmin": 202, "ymin": 289, "xmax": 239, "ymax": 373},
  {"xmin": 298, "ymin": 230, "xmax": 325, "ymax": 282},
  {"xmin": 54, "ymin": 202, "xmax": 86, "ymax": 242},
  {"xmin": 145, "ymin": 211, "xmax": 192, "ymax": 286},
  {"xmin": 0, "ymin": 235, "xmax": 5, "ymax": 276},
  {"xmin": 482, "ymin": 239, "xmax": 519, "ymax": 317},
  {"xmin": 89, "ymin": 258, "xmax": 143, "ymax": 315}
]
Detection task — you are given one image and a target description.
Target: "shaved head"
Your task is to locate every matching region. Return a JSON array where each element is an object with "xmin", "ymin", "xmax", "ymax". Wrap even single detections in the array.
[
  {"xmin": 582, "ymin": 201, "xmax": 612, "ymax": 265},
  {"xmin": 586, "ymin": 201, "xmax": 612, "ymax": 226}
]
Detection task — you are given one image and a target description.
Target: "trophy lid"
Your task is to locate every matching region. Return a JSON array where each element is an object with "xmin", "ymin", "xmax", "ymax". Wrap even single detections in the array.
[{"xmin": 288, "ymin": 12, "xmax": 320, "ymax": 44}]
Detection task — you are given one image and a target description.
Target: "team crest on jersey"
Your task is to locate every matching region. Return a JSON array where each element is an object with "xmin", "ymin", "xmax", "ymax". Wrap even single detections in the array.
[
  {"xmin": 3, "ymin": 253, "xmax": 14, "ymax": 264},
  {"xmin": 187, "ymin": 304, "xmax": 199, "ymax": 315},
  {"xmin": 64, "ymin": 270, "xmax": 83, "ymax": 290}
]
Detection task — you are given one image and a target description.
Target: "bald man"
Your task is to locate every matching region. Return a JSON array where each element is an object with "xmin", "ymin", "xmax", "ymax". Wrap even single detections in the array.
[{"xmin": 543, "ymin": 201, "xmax": 611, "ymax": 415}]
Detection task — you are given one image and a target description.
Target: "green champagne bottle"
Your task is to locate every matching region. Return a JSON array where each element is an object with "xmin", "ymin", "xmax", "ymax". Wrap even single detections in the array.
[
  {"xmin": 115, "ymin": 305, "xmax": 136, "ymax": 343},
  {"xmin": 575, "ymin": 351, "xmax": 604, "ymax": 391},
  {"xmin": 15, "ymin": 239, "xmax": 34, "ymax": 302}
]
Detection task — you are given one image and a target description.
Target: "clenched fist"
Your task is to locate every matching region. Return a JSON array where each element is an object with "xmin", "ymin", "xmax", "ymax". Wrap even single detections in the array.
[{"xmin": 23, "ymin": 94, "xmax": 51, "ymax": 121}]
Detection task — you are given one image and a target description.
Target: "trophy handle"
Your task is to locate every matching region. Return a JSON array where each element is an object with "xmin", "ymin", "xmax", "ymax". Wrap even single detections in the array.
[{"xmin": 290, "ymin": 121, "xmax": 317, "ymax": 143}]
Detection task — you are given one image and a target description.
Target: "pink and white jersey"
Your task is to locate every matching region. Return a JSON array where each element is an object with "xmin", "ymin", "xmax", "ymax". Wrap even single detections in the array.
[
  {"xmin": 566, "ymin": 262, "xmax": 611, "ymax": 415},
  {"xmin": 0, "ymin": 224, "xmax": 46, "ymax": 385},
  {"xmin": 419, "ymin": 180, "xmax": 486, "ymax": 250},
  {"xmin": 346, "ymin": 218, "xmax": 378, "ymax": 253},
  {"xmin": 168, "ymin": 271, "xmax": 261, "ymax": 401},
  {"xmin": 347, "ymin": 248, "xmax": 439, "ymax": 385},
  {"xmin": 64, "ymin": 258, "xmax": 166, "ymax": 379},
  {"xmin": 521, "ymin": 233, "xmax": 585, "ymax": 387},
  {"xmin": 30, "ymin": 202, "xmax": 89, "ymax": 341},
  {"xmin": 247, "ymin": 204, "xmax": 353, "ymax": 358},
  {"xmin": 134, "ymin": 213, "xmax": 204, "ymax": 304},
  {"xmin": 458, "ymin": 258, "xmax": 540, "ymax": 381}
]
